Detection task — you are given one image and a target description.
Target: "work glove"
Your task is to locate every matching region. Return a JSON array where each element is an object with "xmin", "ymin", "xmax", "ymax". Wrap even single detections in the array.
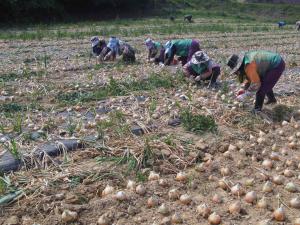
[
  {"xmin": 236, "ymin": 89, "xmax": 245, "ymax": 96},
  {"xmin": 194, "ymin": 75, "xmax": 202, "ymax": 82},
  {"xmin": 236, "ymin": 91, "xmax": 252, "ymax": 102}
]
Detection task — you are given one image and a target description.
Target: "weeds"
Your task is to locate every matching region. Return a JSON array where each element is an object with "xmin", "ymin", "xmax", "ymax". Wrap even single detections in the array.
[
  {"xmin": 2, "ymin": 139, "xmax": 21, "ymax": 160},
  {"xmin": 180, "ymin": 107, "xmax": 217, "ymax": 134},
  {"xmin": 12, "ymin": 113, "xmax": 22, "ymax": 134},
  {"xmin": 0, "ymin": 103, "xmax": 25, "ymax": 113},
  {"xmin": 271, "ymin": 104, "xmax": 293, "ymax": 122},
  {"xmin": 66, "ymin": 116, "xmax": 77, "ymax": 136}
]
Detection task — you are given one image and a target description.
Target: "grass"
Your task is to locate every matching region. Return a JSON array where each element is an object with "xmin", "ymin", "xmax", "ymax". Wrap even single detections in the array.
[
  {"xmin": 0, "ymin": 103, "xmax": 26, "ymax": 113},
  {"xmin": 271, "ymin": 104, "xmax": 293, "ymax": 122},
  {"xmin": 180, "ymin": 107, "xmax": 217, "ymax": 134},
  {"xmin": 56, "ymin": 72, "xmax": 178, "ymax": 105}
]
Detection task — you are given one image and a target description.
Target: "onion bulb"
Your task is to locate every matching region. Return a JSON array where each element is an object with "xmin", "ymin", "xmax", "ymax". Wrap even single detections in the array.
[
  {"xmin": 228, "ymin": 201, "xmax": 241, "ymax": 214},
  {"xmin": 61, "ymin": 210, "xmax": 78, "ymax": 223},
  {"xmin": 269, "ymin": 152, "xmax": 280, "ymax": 161},
  {"xmin": 148, "ymin": 171, "xmax": 160, "ymax": 181},
  {"xmin": 273, "ymin": 175, "xmax": 284, "ymax": 185},
  {"xmin": 231, "ymin": 183, "xmax": 245, "ymax": 196},
  {"xmin": 257, "ymin": 196, "xmax": 268, "ymax": 209},
  {"xmin": 208, "ymin": 212, "xmax": 221, "ymax": 225},
  {"xmin": 171, "ymin": 213, "xmax": 183, "ymax": 224},
  {"xmin": 212, "ymin": 194, "xmax": 222, "ymax": 204},
  {"xmin": 115, "ymin": 191, "xmax": 127, "ymax": 201},
  {"xmin": 179, "ymin": 194, "xmax": 192, "ymax": 205},
  {"xmin": 290, "ymin": 197, "xmax": 300, "ymax": 209},
  {"xmin": 168, "ymin": 189, "xmax": 180, "ymax": 201},
  {"xmin": 175, "ymin": 172, "xmax": 187, "ymax": 182},
  {"xmin": 244, "ymin": 178, "xmax": 254, "ymax": 187},
  {"xmin": 158, "ymin": 179, "xmax": 168, "ymax": 187},
  {"xmin": 126, "ymin": 180, "xmax": 136, "ymax": 190},
  {"xmin": 283, "ymin": 169, "xmax": 294, "ymax": 177},
  {"xmin": 158, "ymin": 203, "xmax": 169, "ymax": 215},
  {"xmin": 135, "ymin": 184, "xmax": 146, "ymax": 196},
  {"xmin": 220, "ymin": 167, "xmax": 231, "ymax": 176},
  {"xmin": 273, "ymin": 206, "xmax": 285, "ymax": 221},
  {"xmin": 147, "ymin": 196, "xmax": 159, "ymax": 208},
  {"xmin": 285, "ymin": 182, "xmax": 299, "ymax": 193},
  {"xmin": 102, "ymin": 185, "xmax": 114, "ymax": 197},
  {"xmin": 218, "ymin": 179, "xmax": 229, "ymax": 191},
  {"xmin": 262, "ymin": 159, "xmax": 273, "ymax": 170},
  {"xmin": 97, "ymin": 215, "xmax": 110, "ymax": 225},
  {"xmin": 244, "ymin": 191, "xmax": 257, "ymax": 204},
  {"xmin": 197, "ymin": 204, "xmax": 211, "ymax": 218},
  {"xmin": 262, "ymin": 181, "xmax": 273, "ymax": 193},
  {"xmin": 228, "ymin": 144, "xmax": 237, "ymax": 151}
]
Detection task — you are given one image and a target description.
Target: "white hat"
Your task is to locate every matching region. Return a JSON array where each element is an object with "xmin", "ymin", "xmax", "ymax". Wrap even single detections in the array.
[{"xmin": 91, "ymin": 36, "xmax": 100, "ymax": 47}]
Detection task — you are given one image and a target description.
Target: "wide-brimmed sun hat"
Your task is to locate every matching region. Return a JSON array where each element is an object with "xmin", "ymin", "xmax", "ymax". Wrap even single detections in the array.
[
  {"xmin": 145, "ymin": 38, "xmax": 154, "ymax": 49},
  {"xmin": 191, "ymin": 51, "xmax": 210, "ymax": 65},
  {"xmin": 91, "ymin": 36, "xmax": 100, "ymax": 48},
  {"xmin": 227, "ymin": 52, "xmax": 245, "ymax": 75}
]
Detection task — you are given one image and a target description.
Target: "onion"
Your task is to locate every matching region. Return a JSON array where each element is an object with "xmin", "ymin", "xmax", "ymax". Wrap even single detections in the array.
[
  {"xmin": 115, "ymin": 191, "xmax": 127, "ymax": 201},
  {"xmin": 102, "ymin": 185, "xmax": 114, "ymax": 197},
  {"xmin": 282, "ymin": 121, "xmax": 288, "ymax": 126},
  {"xmin": 171, "ymin": 213, "xmax": 183, "ymax": 224},
  {"xmin": 257, "ymin": 196, "xmax": 268, "ymax": 209},
  {"xmin": 195, "ymin": 163, "xmax": 206, "ymax": 172},
  {"xmin": 273, "ymin": 175, "xmax": 284, "ymax": 185},
  {"xmin": 244, "ymin": 191, "xmax": 257, "ymax": 204},
  {"xmin": 228, "ymin": 144, "xmax": 237, "ymax": 151},
  {"xmin": 223, "ymin": 150, "xmax": 231, "ymax": 158},
  {"xmin": 249, "ymin": 134, "xmax": 255, "ymax": 141},
  {"xmin": 148, "ymin": 171, "xmax": 160, "ymax": 181},
  {"xmin": 212, "ymin": 194, "xmax": 222, "ymax": 204},
  {"xmin": 257, "ymin": 137, "xmax": 266, "ymax": 144},
  {"xmin": 160, "ymin": 217, "xmax": 171, "ymax": 225},
  {"xmin": 158, "ymin": 203, "xmax": 169, "ymax": 215},
  {"xmin": 262, "ymin": 181, "xmax": 273, "ymax": 193},
  {"xmin": 283, "ymin": 169, "xmax": 294, "ymax": 177},
  {"xmin": 285, "ymin": 159, "xmax": 296, "ymax": 168},
  {"xmin": 228, "ymin": 201, "xmax": 241, "ymax": 214},
  {"xmin": 61, "ymin": 210, "xmax": 78, "ymax": 223},
  {"xmin": 259, "ymin": 130, "xmax": 266, "ymax": 137},
  {"xmin": 285, "ymin": 182, "xmax": 299, "ymax": 193},
  {"xmin": 158, "ymin": 179, "xmax": 168, "ymax": 187},
  {"xmin": 262, "ymin": 159, "xmax": 273, "ymax": 170},
  {"xmin": 273, "ymin": 206, "xmax": 285, "ymax": 221},
  {"xmin": 231, "ymin": 183, "xmax": 245, "ymax": 196},
  {"xmin": 281, "ymin": 147, "xmax": 288, "ymax": 155},
  {"xmin": 197, "ymin": 204, "xmax": 211, "ymax": 218},
  {"xmin": 97, "ymin": 215, "xmax": 110, "ymax": 225},
  {"xmin": 175, "ymin": 172, "xmax": 187, "ymax": 182},
  {"xmin": 271, "ymin": 144, "xmax": 277, "ymax": 151},
  {"xmin": 147, "ymin": 196, "xmax": 159, "ymax": 208},
  {"xmin": 220, "ymin": 167, "xmax": 231, "ymax": 176},
  {"xmin": 296, "ymin": 132, "xmax": 300, "ymax": 137},
  {"xmin": 218, "ymin": 179, "xmax": 229, "ymax": 191},
  {"xmin": 244, "ymin": 178, "xmax": 254, "ymax": 187},
  {"xmin": 288, "ymin": 142, "xmax": 296, "ymax": 149},
  {"xmin": 295, "ymin": 218, "xmax": 300, "ymax": 225},
  {"xmin": 179, "ymin": 194, "xmax": 192, "ymax": 205},
  {"xmin": 126, "ymin": 180, "xmax": 136, "ymax": 190},
  {"xmin": 135, "ymin": 184, "xmax": 146, "ymax": 195},
  {"xmin": 168, "ymin": 189, "xmax": 180, "ymax": 201},
  {"xmin": 208, "ymin": 212, "xmax": 221, "ymax": 225},
  {"xmin": 270, "ymin": 152, "xmax": 280, "ymax": 161},
  {"xmin": 290, "ymin": 197, "xmax": 300, "ymax": 209}
]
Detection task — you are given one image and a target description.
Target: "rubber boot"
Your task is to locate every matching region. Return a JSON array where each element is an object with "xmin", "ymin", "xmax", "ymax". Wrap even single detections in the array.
[
  {"xmin": 252, "ymin": 94, "xmax": 265, "ymax": 114},
  {"xmin": 207, "ymin": 68, "xmax": 220, "ymax": 89},
  {"xmin": 266, "ymin": 90, "xmax": 277, "ymax": 105}
]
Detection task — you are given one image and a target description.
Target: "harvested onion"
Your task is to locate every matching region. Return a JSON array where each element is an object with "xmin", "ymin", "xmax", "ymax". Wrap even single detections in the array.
[
  {"xmin": 290, "ymin": 197, "xmax": 300, "ymax": 209},
  {"xmin": 147, "ymin": 196, "xmax": 159, "ymax": 208},
  {"xmin": 168, "ymin": 189, "xmax": 180, "ymax": 201},
  {"xmin": 102, "ymin": 185, "xmax": 114, "ymax": 197},
  {"xmin": 208, "ymin": 212, "xmax": 221, "ymax": 225},
  {"xmin": 175, "ymin": 172, "xmax": 187, "ymax": 182},
  {"xmin": 244, "ymin": 191, "xmax": 257, "ymax": 204},
  {"xmin": 228, "ymin": 201, "xmax": 241, "ymax": 214},
  {"xmin": 257, "ymin": 196, "xmax": 268, "ymax": 209},
  {"xmin": 135, "ymin": 185, "xmax": 146, "ymax": 196},
  {"xmin": 179, "ymin": 194, "xmax": 192, "ymax": 205},
  {"xmin": 273, "ymin": 206, "xmax": 285, "ymax": 221},
  {"xmin": 148, "ymin": 171, "xmax": 160, "ymax": 181},
  {"xmin": 197, "ymin": 204, "xmax": 211, "ymax": 218},
  {"xmin": 231, "ymin": 183, "xmax": 245, "ymax": 196}
]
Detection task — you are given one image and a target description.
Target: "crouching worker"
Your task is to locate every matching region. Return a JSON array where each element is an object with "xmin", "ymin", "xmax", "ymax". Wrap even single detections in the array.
[
  {"xmin": 164, "ymin": 39, "xmax": 200, "ymax": 66},
  {"xmin": 119, "ymin": 41, "xmax": 136, "ymax": 62},
  {"xmin": 145, "ymin": 38, "xmax": 164, "ymax": 64},
  {"xmin": 100, "ymin": 37, "xmax": 135, "ymax": 63},
  {"xmin": 90, "ymin": 36, "xmax": 107, "ymax": 63},
  {"xmin": 227, "ymin": 50, "xmax": 285, "ymax": 113},
  {"xmin": 183, "ymin": 51, "xmax": 220, "ymax": 88}
]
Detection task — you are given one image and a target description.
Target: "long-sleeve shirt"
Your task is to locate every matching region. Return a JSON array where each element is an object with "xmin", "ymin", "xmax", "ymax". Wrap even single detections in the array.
[
  {"xmin": 164, "ymin": 39, "xmax": 192, "ymax": 65},
  {"xmin": 242, "ymin": 50, "xmax": 282, "ymax": 92}
]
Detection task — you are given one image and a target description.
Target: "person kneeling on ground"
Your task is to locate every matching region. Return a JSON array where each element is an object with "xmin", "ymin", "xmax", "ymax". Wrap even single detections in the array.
[
  {"xmin": 183, "ymin": 51, "xmax": 220, "ymax": 88},
  {"xmin": 145, "ymin": 38, "xmax": 164, "ymax": 64},
  {"xmin": 90, "ymin": 36, "xmax": 107, "ymax": 63},
  {"xmin": 164, "ymin": 39, "xmax": 200, "ymax": 66},
  {"xmin": 227, "ymin": 50, "xmax": 285, "ymax": 113},
  {"xmin": 100, "ymin": 37, "xmax": 135, "ymax": 62}
]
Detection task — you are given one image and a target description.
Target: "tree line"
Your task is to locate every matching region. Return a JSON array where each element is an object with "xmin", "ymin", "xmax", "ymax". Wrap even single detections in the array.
[{"xmin": 0, "ymin": 0, "xmax": 156, "ymax": 23}]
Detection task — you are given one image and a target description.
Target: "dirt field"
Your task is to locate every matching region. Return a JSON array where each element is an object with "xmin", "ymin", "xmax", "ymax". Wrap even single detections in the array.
[{"xmin": 0, "ymin": 18, "xmax": 300, "ymax": 225}]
